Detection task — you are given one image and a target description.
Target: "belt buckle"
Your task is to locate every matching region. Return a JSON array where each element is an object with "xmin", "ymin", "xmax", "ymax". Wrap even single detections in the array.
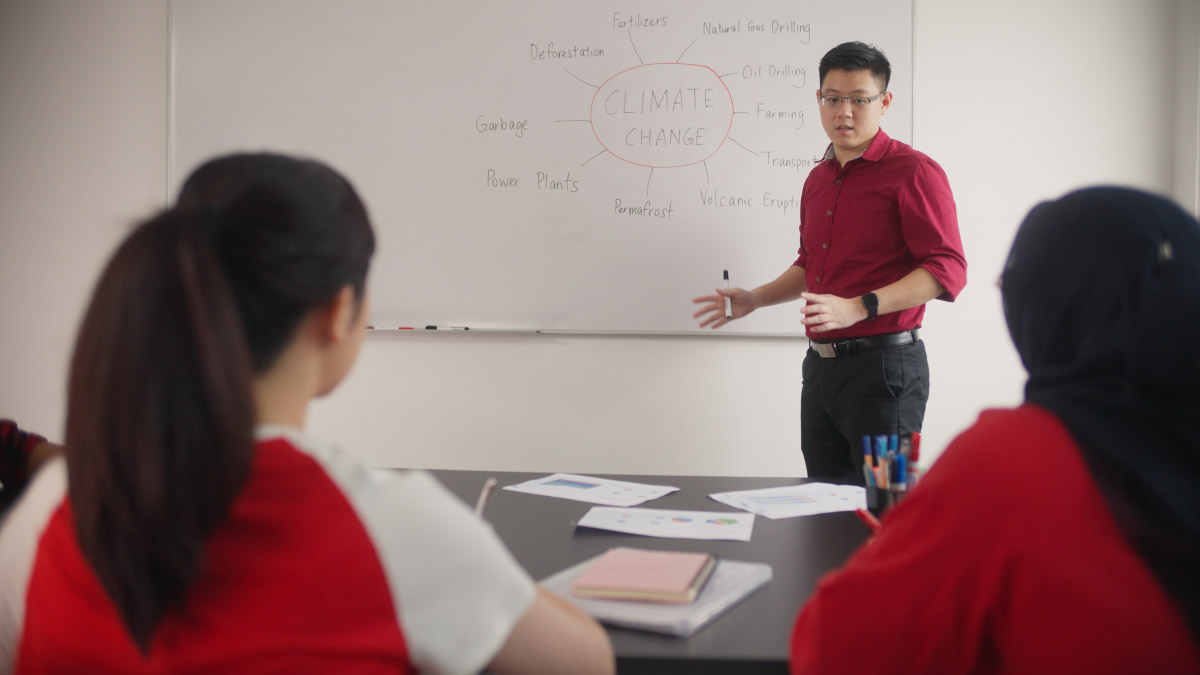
[
  {"xmin": 811, "ymin": 340, "xmax": 836, "ymax": 358},
  {"xmin": 833, "ymin": 339, "xmax": 855, "ymax": 357}
]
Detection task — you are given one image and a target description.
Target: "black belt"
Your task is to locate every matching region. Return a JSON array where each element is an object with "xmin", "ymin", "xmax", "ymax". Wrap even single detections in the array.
[{"xmin": 809, "ymin": 329, "xmax": 920, "ymax": 358}]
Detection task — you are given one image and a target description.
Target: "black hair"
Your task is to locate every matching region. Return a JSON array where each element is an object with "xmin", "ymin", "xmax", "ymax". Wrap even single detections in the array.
[
  {"xmin": 65, "ymin": 153, "xmax": 374, "ymax": 650},
  {"xmin": 819, "ymin": 41, "xmax": 891, "ymax": 92}
]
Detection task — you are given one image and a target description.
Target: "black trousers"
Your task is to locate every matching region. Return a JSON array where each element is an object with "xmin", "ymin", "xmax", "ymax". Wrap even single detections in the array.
[{"xmin": 800, "ymin": 339, "xmax": 930, "ymax": 484}]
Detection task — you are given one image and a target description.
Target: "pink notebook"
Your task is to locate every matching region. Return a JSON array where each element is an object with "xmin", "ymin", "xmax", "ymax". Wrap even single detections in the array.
[{"xmin": 570, "ymin": 547, "xmax": 716, "ymax": 604}]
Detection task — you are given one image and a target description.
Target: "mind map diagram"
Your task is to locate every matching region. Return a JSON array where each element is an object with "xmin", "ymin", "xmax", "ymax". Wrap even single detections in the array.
[{"xmin": 475, "ymin": 12, "xmax": 827, "ymax": 224}]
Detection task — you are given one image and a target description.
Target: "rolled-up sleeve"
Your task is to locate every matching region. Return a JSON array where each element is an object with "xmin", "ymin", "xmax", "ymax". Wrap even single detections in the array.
[{"xmin": 898, "ymin": 158, "xmax": 967, "ymax": 301}]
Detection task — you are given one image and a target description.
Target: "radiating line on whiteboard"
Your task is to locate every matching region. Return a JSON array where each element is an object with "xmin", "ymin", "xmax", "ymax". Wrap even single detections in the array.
[
  {"xmin": 646, "ymin": 168, "xmax": 654, "ymax": 195},
  {"xmin": 703, "ymin": 161, "xmax": 710, "ymax": 183},
  {"xmin": 728, "ymin": 138, "xmax": 758, "ymax": 156},
  {"xmin": 676, "ymin": 38, "xmax": 697, "ymax": 63},
  {"xmin": 565, "ymin": 67, "xmax": 598, "ymax": 89},
  {"xmin": 581, "ymin": 149, "xmax": 608, "ymax": 167},
  {"xmin": 628, "ymin": 30, "xmax": 644, "ymax": 65}
]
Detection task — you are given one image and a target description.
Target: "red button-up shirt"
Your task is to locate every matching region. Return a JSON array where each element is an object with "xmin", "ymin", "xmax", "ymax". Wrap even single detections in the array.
[{"xmin": 796, "ymin": 129, "xmax": 966, "ymax": 340}]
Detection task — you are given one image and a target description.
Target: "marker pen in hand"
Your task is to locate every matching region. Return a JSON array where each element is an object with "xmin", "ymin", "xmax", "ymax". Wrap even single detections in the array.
[{"xmin": 723, "ymin": 270, "xmax": 732, "ymax": 320}]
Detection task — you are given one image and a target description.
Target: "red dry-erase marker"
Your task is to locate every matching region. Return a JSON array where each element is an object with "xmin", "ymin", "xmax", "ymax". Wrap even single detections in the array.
[{"xmin": 855, "ymin": 508, "xmax": 882, "ymax": 534}]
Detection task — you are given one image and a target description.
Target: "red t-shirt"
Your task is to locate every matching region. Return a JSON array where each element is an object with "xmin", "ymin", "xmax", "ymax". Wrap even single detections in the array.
[
  {"xmin": 796, "ymin": 130, "xmax": 967, "ymax": 341},
  {"xmin": 3, "ymin": 429, "xmax": 534, "ymax": 674},
  {"xmin": 790, "ymin": 404, "xmax": 1200, "ymax": 674}
]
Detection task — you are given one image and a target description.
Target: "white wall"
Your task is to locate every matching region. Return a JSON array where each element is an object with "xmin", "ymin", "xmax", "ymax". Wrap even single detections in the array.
[
  {"xmin": 1176, "ymin": 0, "xmax": 1200, "ymax": 216},
  {"xmin": 0, "ymin": 1, "xmax": 167, "ymax": 439},
  {"xmin": 1, "ymin": 0, "xmax": 1193, "ymax": 477}
]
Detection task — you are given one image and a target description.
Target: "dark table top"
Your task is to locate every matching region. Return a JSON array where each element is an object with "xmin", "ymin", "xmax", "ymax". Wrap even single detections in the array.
[{"xmin": 427, "ymin": 470, "xmax": 872, "ymax": 675}]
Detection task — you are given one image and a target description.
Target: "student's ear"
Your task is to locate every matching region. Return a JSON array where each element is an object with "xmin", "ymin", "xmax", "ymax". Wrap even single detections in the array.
[
  {"xmin": 315, "ymin": 285, "xmax": 359, "ymax": 345},
  {"xmin": 879, "ymin": 91, "xmax": 893, "ymax": 115}
]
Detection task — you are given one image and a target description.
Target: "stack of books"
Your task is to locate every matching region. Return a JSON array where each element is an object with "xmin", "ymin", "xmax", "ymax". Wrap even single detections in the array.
[
  {"xmin": 571, "ymin": 547, "xmax": 718, "ymax": 604},
  {"xmin": 541, "ymin": 546, "xmax": 772, "ymax": 637}
]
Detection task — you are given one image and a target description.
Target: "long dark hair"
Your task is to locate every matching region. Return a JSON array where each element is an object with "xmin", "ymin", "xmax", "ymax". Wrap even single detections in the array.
[{"xmin": 65, "ymin": 153, "xmax": 374, "ymax": 650}]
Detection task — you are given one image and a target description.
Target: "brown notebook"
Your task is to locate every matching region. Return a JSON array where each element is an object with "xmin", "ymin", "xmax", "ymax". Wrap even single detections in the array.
[{"xmin": 570, "ymin": 547, "xmax": 717, "ymax": 604}]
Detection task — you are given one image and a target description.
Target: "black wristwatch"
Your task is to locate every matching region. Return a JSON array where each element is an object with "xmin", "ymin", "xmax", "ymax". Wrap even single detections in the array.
[{"xmin": 861, "ymin": 292, "xmax": 879, "ymax": 321}]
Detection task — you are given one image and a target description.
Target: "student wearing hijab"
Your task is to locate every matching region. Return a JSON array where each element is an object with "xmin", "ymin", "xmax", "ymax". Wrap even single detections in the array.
[
  {"xmin": 0, "ymin": 153, "xmax": 614, "ymax": 675},
  {"xmin": 789, "ymin": 186, "xmax": 1200, "ymax": 673}
]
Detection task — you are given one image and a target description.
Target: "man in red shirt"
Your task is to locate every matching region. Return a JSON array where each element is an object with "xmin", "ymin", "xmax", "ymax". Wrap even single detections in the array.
[{"xmin": 694, "ymin": 42, "xmax": 966, "ymax": 482}]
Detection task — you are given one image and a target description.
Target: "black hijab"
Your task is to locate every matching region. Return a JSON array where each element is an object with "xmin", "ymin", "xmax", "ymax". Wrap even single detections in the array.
[{"xmin": 1002, "ymin": 186, "xmax": 1200, "ymax": 642}]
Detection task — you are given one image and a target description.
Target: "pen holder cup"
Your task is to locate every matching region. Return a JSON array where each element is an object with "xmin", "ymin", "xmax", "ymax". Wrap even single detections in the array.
[{"xmin": 866, "ymin": 486, "xmax": 908, "ymax": 516}]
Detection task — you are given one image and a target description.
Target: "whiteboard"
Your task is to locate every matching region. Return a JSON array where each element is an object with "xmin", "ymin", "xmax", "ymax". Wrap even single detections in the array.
[{"xmin": 169, "ymin": 0, "xmax": 912, "ymax": 334}]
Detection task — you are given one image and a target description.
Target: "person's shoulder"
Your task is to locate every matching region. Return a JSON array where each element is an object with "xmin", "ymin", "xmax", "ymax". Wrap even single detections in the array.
[
  {"xmin": 898, "ymin": 405, "xmax": 1082, "ymax": 546},
  {"xmin": 254, "ymin": 425, "xmax": 368, "ymax": 476},
  {"xmin": 253, "ymin": 427, "xmax": 454, "ymax": 507},
  {"xmin": 948, "ymin": 404, "xmax": 1070, "ymax": 451},
  {"xmin": 876, "ymin": 134, "xmax": 949, "ymax": 175},
  {"xmin": 932, "ymin": 405, "xmax": 1080, "ymax": 490}
]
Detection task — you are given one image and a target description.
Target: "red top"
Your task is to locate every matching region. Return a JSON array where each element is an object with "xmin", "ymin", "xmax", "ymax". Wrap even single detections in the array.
[
  {"xmin": 795, "ymin": 130, "xmax": 966, "ymax": 340},
  {"xmin": 6, "ymin": 430, "xmax": 534, "ymax": 674},
  {"xmin": 18, "ymin": 438, "xmax": 413, "ymax": 674},
  {"xmin": 790, "ymin": 404, "xmax": 1200, "ymax": 674}
]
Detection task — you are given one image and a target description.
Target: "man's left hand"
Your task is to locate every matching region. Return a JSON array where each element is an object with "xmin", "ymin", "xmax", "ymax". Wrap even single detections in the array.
[{"xmin": 800, "ymin": 292, "xmax": 869, "ymax": 332}]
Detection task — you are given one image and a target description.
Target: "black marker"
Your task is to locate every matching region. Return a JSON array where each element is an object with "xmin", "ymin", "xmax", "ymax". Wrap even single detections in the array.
[{"xmin": 723, "ymin": 270, "xmax": 732, "ymax": 320}]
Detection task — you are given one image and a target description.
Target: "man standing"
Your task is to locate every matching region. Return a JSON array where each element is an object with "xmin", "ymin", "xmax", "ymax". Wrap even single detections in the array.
[{"xmin": 693, "ymin": 42, "xmax": 966, "ymax": 482}]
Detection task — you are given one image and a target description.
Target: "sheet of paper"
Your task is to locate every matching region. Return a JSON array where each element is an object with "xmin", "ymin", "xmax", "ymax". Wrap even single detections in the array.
[
  {"xmin": 709, "ymin": 482, "xmax": 866, "ymax": 519},
  {"xmin": 576, "ymin": 507, "xmax": 754, "ymax": 541},
  {"xmin": 502, "ymin": 473, "xmax": 679, "ymax": 507}
]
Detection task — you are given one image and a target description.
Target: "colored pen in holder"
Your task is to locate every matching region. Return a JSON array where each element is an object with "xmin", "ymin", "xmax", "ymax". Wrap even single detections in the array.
[{"xmin": 862, "ymin": 433, "xmax": 924, "ymax": 512}]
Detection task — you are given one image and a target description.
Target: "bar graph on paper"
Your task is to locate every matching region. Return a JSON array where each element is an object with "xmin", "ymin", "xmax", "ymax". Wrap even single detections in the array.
[{"xmin": 709, "ymin": 483, "xmax": 866, "ymax": 519}]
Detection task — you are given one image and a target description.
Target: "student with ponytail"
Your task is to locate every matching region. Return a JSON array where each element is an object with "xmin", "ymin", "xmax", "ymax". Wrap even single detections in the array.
[{"xmin": 0, "ymin": 153, "xmax": 614, "ymax": 674}]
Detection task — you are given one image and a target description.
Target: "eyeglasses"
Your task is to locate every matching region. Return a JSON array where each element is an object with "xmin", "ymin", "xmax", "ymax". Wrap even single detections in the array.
[{"xmin": 818, "ymin": 92, "xmax": 887, "ymax": 110}]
